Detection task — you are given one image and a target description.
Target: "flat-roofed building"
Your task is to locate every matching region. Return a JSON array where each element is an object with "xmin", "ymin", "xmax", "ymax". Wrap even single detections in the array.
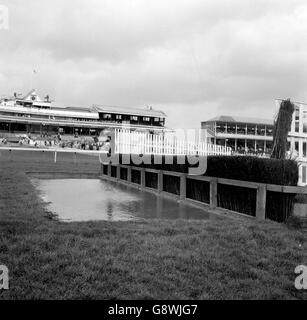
[
  {"xmin": 201, "ymin": 115, "xmax": 274, "ymax": 155},
  {"xmin": 201, "ymin": 101, "xmax": 307, "ymax": 186},
  {"xmin": 287, "ymin": 101, "xmax": 307, "ymax": 186},
  {"xmin": 0, "ymin": 89, "xmax": 167, "ymax": 137}
]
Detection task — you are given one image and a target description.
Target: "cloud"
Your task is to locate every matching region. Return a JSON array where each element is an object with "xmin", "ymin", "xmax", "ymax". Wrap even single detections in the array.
[{"xmin": 1, "ymin": 0, "xmax": 307, "ymax": 129}]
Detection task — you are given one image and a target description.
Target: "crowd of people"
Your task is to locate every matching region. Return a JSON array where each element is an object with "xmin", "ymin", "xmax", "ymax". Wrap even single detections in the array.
[{"xmin": 0, "ymin": 133, "xmax": 112, "ymax": 152}]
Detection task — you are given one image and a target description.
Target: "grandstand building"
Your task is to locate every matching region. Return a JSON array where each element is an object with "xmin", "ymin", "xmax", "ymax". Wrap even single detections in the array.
[
  {"xmin": 0, "ymin": 90, "xmax": 167, "ymax": 137},
  {"xmin": 202, "ymin": 101, "xmax": 307, "ymax": 186},
  {"xmin": 201, "ymin": 115, "xmax": 274, "ymax": 155}
]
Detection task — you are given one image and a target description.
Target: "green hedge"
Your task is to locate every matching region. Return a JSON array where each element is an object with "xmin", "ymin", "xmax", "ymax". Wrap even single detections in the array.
[
  {"xmin": 205, "ymin": 156, "xmax": 298, "ymax": 186},
  {"xmin": 112, "ymin": 154, "xmax": 298, "ymax": 222},
  {"xmin": 116, "ymin": 155, "xmax": 298, "ymax": 186}
]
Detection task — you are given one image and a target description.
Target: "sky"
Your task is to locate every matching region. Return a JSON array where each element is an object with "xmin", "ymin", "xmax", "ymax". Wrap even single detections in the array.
[{"xmin": 1, "ymin": 0, "xmax": 307, "ymax": 129}]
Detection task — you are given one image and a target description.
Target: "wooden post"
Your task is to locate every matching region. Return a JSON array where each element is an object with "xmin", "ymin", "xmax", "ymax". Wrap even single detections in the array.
[
  {"xmin": 157, "ymin": 170, "xmax": 163, "ymax": 193},
  {"xmin": 180, "ymin": 174, "xmax": 186, "ymax": 200},
  {"xmin": 141, "ymin": 168, "xmax": 145, "ymax": 190},
  {"xmin": 210, "ymin": 178, "xmax": 218, "ymax": 209},
  {"xmin": 256, "ymin": 185, "xmax": 266, "ymax": 219},
  {"xmin": 127, "ymin": 167, "xmax": 132, "ymax": 182},
  {"xmin": 117, "ymin": 165, "xmax": 121, "ymax": 180},
  {"xmin": 54, "ymin": 151, "xmax": 57, "ymax": 163}
]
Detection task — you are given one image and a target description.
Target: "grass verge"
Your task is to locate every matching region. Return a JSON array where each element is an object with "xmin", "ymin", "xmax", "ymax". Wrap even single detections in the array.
[{"xmin": 0, "ymin": 149, "xmax": 306, "ymax": 299}]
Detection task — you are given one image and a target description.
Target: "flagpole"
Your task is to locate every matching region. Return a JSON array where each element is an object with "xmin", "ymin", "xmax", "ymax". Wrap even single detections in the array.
[{"xmin": 31, "ymin": 69, "xmax": 37, "ymax": 90}]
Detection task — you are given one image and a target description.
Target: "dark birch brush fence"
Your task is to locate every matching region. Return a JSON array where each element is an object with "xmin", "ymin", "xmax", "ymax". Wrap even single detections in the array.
[{"xmin": 101, "ymin": 154, "xmax": 300, "ymax": 222}]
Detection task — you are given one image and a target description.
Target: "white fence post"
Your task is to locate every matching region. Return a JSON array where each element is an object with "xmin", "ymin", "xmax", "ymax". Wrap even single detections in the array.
[{"xmin": 113, "ymin": 129, "xmax": 232, "ymax": 157}]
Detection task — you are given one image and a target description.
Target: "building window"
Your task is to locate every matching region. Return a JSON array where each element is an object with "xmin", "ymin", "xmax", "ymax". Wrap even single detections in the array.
[
  {"xmin": 143, "ymin": 117, "xmax": 150, "ymax": 122},
  {"xmin": 257, "ymin": 125, "xmax": 265, "ymax": 136},
  {"xmin": 103, "ymin": 114, "xmax": 112, "ymax": 119},
  {"xmin": 237, "ymin": 124, "xmax": 246, "ymax": 135},
  {"xmin": 295, "ymin": 141, "xmax": 299, "ymax": 153},
  {"xmin": 266, "ymin": 127, "xmax": 273, "ymax": 136},
  {"xmin": 216, "ymin": 122, "xmax": 226, "ymax": 133},
  {"xmin": 131, "ymin": 116, "xmax": 138, "ymax": 121},
  {"xmin": 116, "ymin": 114, "xmax": 122, "ymax": 120},
  {"xmin": 247, "ymin": 124, "xmax": 256, "ymax": 135},
  {"xmin": 303, "ymin": 142, "xmax": 307, "ymax": 157},
  {"xmin": 303, "ymin": 122, "xmax": 307, "ymax": 134},
  {"xmin": 302, "ymin": 166, "xmax": 307, "ymax": 184}
]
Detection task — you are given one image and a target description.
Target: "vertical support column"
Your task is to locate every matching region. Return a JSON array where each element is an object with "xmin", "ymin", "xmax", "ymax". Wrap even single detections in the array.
[
  {"xmin": 141, "ymin": 168, "xmax": 145, "ymax": 190},
  {"xmin": 180, "ymin": 174, "xmax": 186, "ymax": 200},
  {"xmin": 256, "ymin": 185, "xmax": 266, "ymax": 219},
  {"xmin": 73, "ymin": 152, "xmax": 77, "ymax": 165},
  {"xmin": 107, "ymin": 163, "xmax": 111, "ymax": 177},
  {"xmin": 299, "ymin": 140, "xmax": 303, "ymax": 158},
  {"xmin": 157, "ymin": 170, "xmax": 163, "ymax": 193},
  {"xmin": 210, "ymin": 178, "xmax": 218, "ymax": 209},
  {"xmin": 299, "ymin": 104, "xmax": 303, "ymax": 134},
  {"xmin": 127, "ymin": 167, "xmax": 132, "ymax": 182},
  {"xmin": 54, "ymin": 151, "xmax": 57, "ymax": 163},
  {"xmin": 117, "ymin": 165, "xmax": 121, "ymax": 181},
  {"xmin": 158, "ymin": 170, "xmax": 163, "ymax": 193}
]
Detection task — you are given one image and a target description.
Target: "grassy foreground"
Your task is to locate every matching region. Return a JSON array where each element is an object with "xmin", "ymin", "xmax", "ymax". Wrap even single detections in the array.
[{"xmin": 0, "ymin": 149, "xmax": 306, "ymax": 300}]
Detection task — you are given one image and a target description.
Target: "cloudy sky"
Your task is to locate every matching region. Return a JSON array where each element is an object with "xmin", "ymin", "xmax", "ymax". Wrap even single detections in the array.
[{"xmin": 1, "ymin": 0, "xmax": 307, "ymax": 128}]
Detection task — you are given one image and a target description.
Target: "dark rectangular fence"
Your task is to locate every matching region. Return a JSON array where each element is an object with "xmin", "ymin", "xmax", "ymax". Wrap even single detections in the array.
[
  {"xmin": 163, "ymin": 174, "xmax": 180, "ymax": 195},
  {"xmin": 186, "ymin": 178, "xmax": 210, "ymax": 204},
  {"xmin": 100, "ymin": 163, "xmax": 307, "ymax": 223},
  {"xmin": 111, "ymin": 166, "xmax": 117, "ymax": 178},
  {"xmin": 131, "ymin": 169, "xmax": 141, "ymax": 185},
  {"xmin": 120, "ymin": 167, "xmax": 128, "ymax": 181},
  {"xmin": 145, "ymin": 171, "xmax": 158, "ymax": 189},
  {"xmin": 217, "ymin": 184, "xmax": 257, "ymax": 217}
]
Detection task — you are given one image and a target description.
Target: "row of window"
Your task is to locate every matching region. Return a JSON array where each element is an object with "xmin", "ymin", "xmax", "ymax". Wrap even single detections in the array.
[
  {"xmin": 293, "ymin": 140, "xmax": 307, "ymax": 157},
  {"xmin": 0, "ymin": 111, "xmax": 165, "ymax": 126},
  {"xmin": 101, "ymin": 113, "xmax": 163, "ymax": 123},
  {"xmin": 302, "ymin": 165, "xmax": 307, "ymax": 184},
  {"xmin": 293, "ymin": 108, "xmax": 307, "ymax": 133},
  {"xmin": 214, "ymin": 122, "xmax": 274, "ymax": 136}
]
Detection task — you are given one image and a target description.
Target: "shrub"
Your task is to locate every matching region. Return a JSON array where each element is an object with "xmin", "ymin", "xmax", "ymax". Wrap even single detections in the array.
[
  {"xmin": 117, "ymin": 154, "xmax": 298, "ymax": 186},
  {"xmin": 115, "ymin": 154, "xmax": 298, "ymax": 222},
  {"xmin": 205, "ymin": 156, "xmax": 298, "ymax": 186}
]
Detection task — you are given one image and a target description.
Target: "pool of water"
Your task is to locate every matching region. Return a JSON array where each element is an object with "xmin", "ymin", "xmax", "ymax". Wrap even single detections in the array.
[{"xmin": 32, "ymin": 178, "xmax": 210, "ymax": 222}]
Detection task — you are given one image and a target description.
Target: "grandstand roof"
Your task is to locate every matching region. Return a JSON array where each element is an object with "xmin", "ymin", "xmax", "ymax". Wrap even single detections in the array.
[
  {"xmin": 92, "ymin": 105, "xmax": 166, "ymax": 118},
  {"xmin": 203, "ymin": 115, "xmax": 273, "ymax": 125}
]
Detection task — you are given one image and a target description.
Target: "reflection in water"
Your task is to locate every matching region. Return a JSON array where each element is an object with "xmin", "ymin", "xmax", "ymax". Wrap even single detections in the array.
[{"xmin": 32, "ymin": 178, "xmax": 210, "ymax": 222}]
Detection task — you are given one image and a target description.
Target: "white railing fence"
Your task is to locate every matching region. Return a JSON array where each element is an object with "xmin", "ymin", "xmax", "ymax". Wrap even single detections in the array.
[{"xmin": 114, "ymin": 129, "xmax": 232, "ymax": 156}]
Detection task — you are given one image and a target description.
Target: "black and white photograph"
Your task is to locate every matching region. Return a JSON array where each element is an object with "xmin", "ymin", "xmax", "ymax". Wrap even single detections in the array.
[{"xmin": 0, "ymin": 0, "xmax": 306, "ymax": 307}]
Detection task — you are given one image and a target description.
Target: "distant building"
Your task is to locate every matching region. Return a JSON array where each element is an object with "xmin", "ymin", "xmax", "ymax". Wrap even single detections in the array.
[
  {"xmin": 0, "ymin": 89, "xmax": 167, "ymax": 137},
  {"xmin": 201, "ymin": 115, "xmax": 274, "ymax": 155},
  {"xmin": 202, "ymin": 101, "xmax": 307, "ymax": 186},
  {"xmin": 288, "ymin": 101, "xmax": 307, "ymax": 186}
]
